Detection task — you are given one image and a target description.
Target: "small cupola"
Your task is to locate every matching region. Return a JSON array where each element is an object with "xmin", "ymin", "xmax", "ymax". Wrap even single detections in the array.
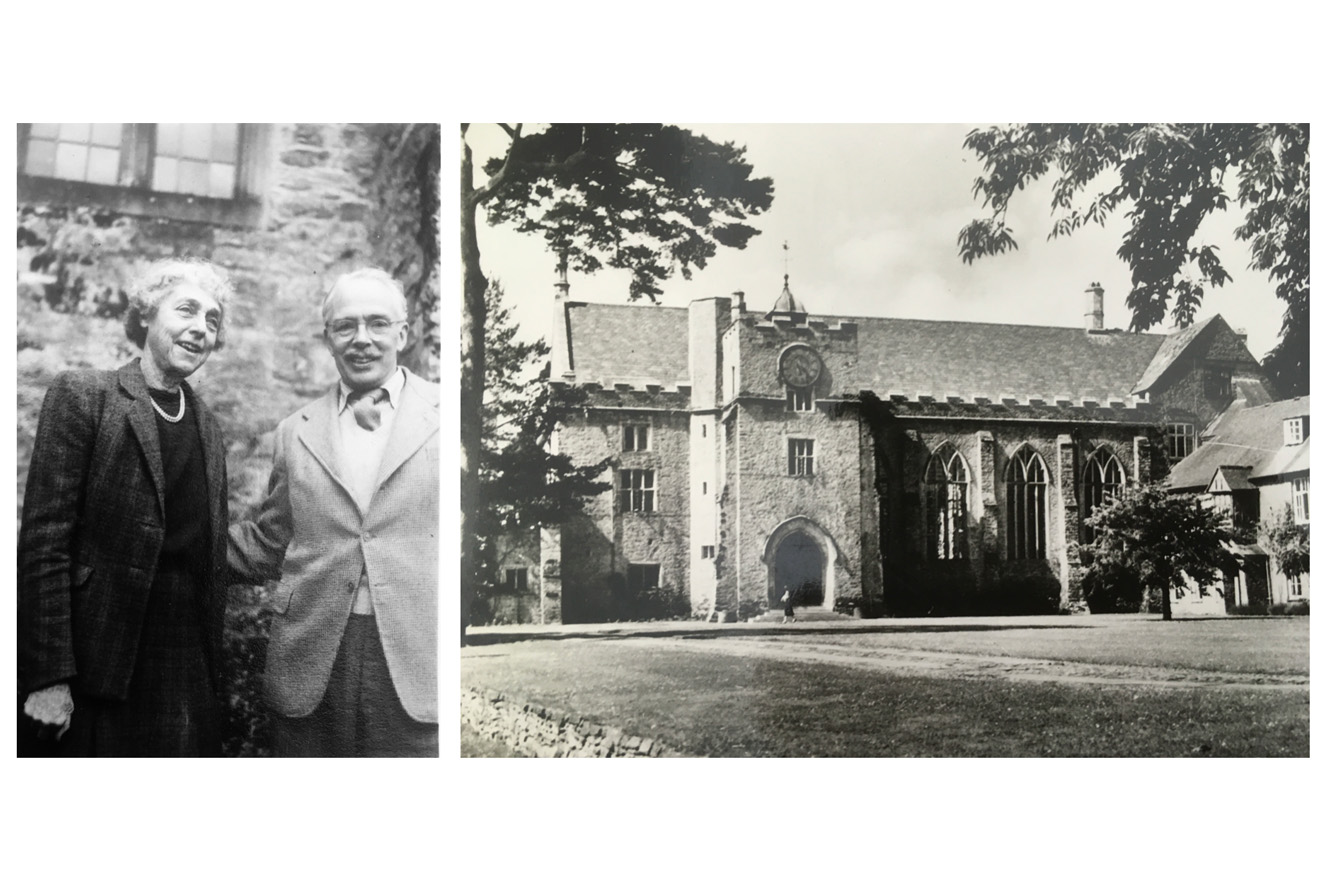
[{"xmin": 765, "ymin": 274, "xmax": 807, "ymax": 322}]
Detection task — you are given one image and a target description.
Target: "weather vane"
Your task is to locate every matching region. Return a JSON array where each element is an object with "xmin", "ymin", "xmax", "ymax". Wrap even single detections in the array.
[{"xmin": 783, "ymin": 240, "xmax": 789, "ymax": 282}]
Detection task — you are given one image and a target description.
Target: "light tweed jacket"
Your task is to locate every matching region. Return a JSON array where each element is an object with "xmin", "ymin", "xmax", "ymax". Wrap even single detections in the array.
[{"xmin": 229, "ymin": 369, "xmax": 439, "ymax": 723}]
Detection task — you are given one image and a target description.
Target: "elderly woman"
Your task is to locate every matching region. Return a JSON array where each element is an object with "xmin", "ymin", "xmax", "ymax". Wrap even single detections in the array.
[{"xmin": 18, "ymin": 258, "xmax": 234, "ymax": 757}]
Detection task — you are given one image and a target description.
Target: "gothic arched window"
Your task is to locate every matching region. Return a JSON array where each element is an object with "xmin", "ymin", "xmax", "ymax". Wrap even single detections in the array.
[
  {"xmin": 1006, "ymin": 447, "xmax": 1048, "ymax": 560},
  {"xmin": 924, "ymin": 444, "xmax": 969, "ymax": 559},
  {"xmin": 1082, "ymin": 448, "xmax": 1126, "ymax": 541}
]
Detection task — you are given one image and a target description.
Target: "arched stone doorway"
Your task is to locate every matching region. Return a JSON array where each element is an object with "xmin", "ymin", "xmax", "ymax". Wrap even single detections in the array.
[
  {"xmin": 771, "ymin": 531, "xmax": 824, "ymax": 607},
  {"xmin": 762, "ymin": 516, "xmax": 838, "ymax": 612}
]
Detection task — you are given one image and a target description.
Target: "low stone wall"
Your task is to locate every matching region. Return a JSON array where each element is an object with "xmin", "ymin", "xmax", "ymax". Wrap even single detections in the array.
[{"xmin": 461, "ymin": 688, "xmax": 673, "ymax": 758}]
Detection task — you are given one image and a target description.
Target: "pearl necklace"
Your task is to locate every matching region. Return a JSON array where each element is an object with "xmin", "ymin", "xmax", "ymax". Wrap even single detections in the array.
[{"xmin": 150, "ymin": 388, "xmax": 186, "ymax": 423}]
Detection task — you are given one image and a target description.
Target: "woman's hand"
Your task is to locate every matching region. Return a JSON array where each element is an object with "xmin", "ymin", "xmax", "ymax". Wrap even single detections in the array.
[{"xmin": 24, "ymin": 683, "xmax": 74, "ymax": 741}]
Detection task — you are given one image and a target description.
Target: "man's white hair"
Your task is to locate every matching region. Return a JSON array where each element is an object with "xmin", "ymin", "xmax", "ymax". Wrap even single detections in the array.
[{"xmin": 320, "ymin": 268, "xmax": 409, "ymax": 324}]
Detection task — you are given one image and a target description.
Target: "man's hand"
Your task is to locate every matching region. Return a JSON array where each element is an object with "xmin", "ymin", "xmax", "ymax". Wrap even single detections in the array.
[{"xmin": 24, "ymin": 683, "xmax": 74, "ymax": 741}]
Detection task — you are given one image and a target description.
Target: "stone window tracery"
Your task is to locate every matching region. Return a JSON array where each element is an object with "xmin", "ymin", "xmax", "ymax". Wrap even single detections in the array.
[
  {"xmin": 1006, "ymin": 447, "xmax": 1048, "ymax": 560},
  {"xmin": 1082, "ymin": 448, "xmax": 1125, "ymax": 542},
  {"xmin": 923, "ymin": 444, "xmax": 969, "ymax": 560}
]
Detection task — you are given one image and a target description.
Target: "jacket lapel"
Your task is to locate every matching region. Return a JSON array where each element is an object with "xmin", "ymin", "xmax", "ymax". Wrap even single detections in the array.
[
  {"xmin": 296, "ymin": 386, "xmax": 359, "ymax": 505},
  {"xmin": 118, "ymin": 361, "xmax": 166, "ymax": 520},
  {"xmin": 375, "ymin": 370, "xmax": 439, "ymax": 489}
]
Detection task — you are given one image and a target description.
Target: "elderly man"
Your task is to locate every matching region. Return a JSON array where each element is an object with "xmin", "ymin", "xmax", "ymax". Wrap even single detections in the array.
[{"xmin": 229, "ymin": 268, "xmax": 438, "ymax": 756}]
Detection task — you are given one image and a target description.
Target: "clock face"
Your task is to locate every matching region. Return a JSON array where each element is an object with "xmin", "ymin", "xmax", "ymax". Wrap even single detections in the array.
[{"xmin": 779, "ymin": 345, "xmax": 821, "ymax": 388}]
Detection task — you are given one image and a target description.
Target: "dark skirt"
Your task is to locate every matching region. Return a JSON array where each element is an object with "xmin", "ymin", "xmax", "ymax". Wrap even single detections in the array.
[{"xmin": 25, "ymin": 565, "xmax": 220, "ymax": 757}]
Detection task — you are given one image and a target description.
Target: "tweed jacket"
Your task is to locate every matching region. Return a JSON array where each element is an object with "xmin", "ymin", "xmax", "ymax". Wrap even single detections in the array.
[
  {"xmin": 228, "ymin": 368, "xmax": 439, "ymax": 723},
  {"xmin": 18, "ymin": 360, "xmax": 230, "ymax": 700}
]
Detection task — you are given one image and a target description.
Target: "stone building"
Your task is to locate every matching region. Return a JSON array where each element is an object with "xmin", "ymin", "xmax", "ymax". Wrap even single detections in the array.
[
  {"xmin": 1169, "ymin": 395, "xmax": 1310, "ymax": 611},
  {"xmin": 528, "ymin": 276, "xmax": 1270, "ymax": 623}
]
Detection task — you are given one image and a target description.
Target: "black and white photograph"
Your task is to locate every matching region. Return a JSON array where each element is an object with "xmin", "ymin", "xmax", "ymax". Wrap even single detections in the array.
[
  {"xmin": 460, "ymin": 123, "xmax": 1309, "ymax": 759},
  {"xmin": 15, "ymin": 123, "xmax": 442, "ymax": 757}
]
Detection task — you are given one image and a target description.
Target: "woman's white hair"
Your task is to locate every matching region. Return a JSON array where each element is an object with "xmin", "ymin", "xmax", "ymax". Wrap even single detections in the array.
[
  {"xmin": 124, "ymin": 257, "xmax": 235, "ymax": 349},
  {"xmin": 320, "ymin": 268, "xmax": 409, "ymax": 324}
]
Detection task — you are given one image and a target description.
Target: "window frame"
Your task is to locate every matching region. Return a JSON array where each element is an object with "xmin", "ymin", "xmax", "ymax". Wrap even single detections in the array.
[
  {"xmin": 622, "ymin": 422, "xmax": 651, "ymax": 452},
  {"xmin": 504, "ymin": 567, "xmax": 529, "ymax": 592},
  {"xmin": 17, "ymin": 123, "xmax": 270, "ymax": 227},
  {"xmin": 618, "ymin": 468, "xmax": 657, "ymax": 513},
  {"xmin": 627, "ymin": 563, "xmax": 661, "ymax": 592},
  {"xmin": 1292, "ymin": 476, "xmax": 1310, "ymax": 523},
  {"xmin": 1082, "ymin": 448, "xmax": 1126, "ymax": 542},
  {"xmin": 700, "ymin": 545, "xmax": 715, "ymax": 559},
  {"xmin": 787, "ymin": 437, "xmax": 815, "ymax": 477},
  {"xmin": 1288, "ymin": 572, "xmax": 1305, "ymax": 597},
  {"xmin": 923, "ymin": 445, "xmax": 970, "ymax": 560},
  {"xmin": 1006, "ymin": 447, "xmax": 1048, "ymax": 560},
  {"xmin": 1165, "ymin": 423, "xmax": 1196, "ymax": 462},
  {"xmin": 786, "ymin": 385, "xmax": 814, "ymax": 413}
]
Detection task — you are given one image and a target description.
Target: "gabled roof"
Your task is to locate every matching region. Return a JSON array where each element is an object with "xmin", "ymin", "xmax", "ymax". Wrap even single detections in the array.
[
  {"xmin": 1132, "ymin": 315, "xmax": 1218, "ymax": 393},
  {"xmin": 1170, "ymin": 396, "xmax": 1312, "ymax": 490},
  {"xmin": 845, "ymin": 316, "xmax": 1164, "ymax": 404},
  {"xmin": 564, "ymin": 301, "xmax": 690, "ymax": 386},
  {"xmin": 1208, "ymin": 466, "xmax": 1255, "ymax": 493}
]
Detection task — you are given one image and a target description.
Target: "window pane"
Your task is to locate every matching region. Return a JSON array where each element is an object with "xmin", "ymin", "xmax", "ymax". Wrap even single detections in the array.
[
  {"xmin": 54, "ymin": 142, "xmax": 88, "ymax": 180},
  {"xmin": 180, "ymin": 123, "xmax": 213, "ymax": 159},
  {"xmin": 24, "ymin": 138, "xmax": 56, "ymax": 176},
  {"xmin": 156, "ymin": 123, "xmax": 182, "ymax": 157},
  {"xmin": 178, "ymin": 159, "xmax": 210, "ymax": 195},
  {"xmin": 90, "ymin": 123, "xmax": 122, "ymax": 147},
  {"xmin": 29, "ymin": 122, "xmax": 59, "ymax": 139},
  {"xmin": 152, "ymin": 156, "xmax": 178, "ymax": 192},
  {"xmin": 58, "ymin": 123, "xmax": 91, "ymax": 142},
  {"xmin": 86, "ymin": 147, "xmax": 120, "ymax": 185},
  {"xmin": 208, "ymin": 162, "xmax": 236, "ymax": 198},
  {"xmin": 211, "ymin": 123, "xmax": 239, "ymax": 162}
]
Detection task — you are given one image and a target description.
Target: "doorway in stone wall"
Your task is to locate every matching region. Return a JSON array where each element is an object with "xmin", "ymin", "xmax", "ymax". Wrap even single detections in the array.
[{"xmin": 770, "ymin": 530, "xmax": 825, "ymax": 607}]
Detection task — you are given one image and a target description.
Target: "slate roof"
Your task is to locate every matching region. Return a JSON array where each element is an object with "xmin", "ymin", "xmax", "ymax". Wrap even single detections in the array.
[
  {"xmin": 1132, "ymin": 315, "xmax": 1218, "ymax": 393},
  {"xmin": 564, "ymin": 301, "xmax": 691, "ymax": 385},
  {"xmin": 843, "ymin": 316, "xmax": 1165, "ymax": 404},
  {"xmin": 1169, "ymin": 397, "xmax": 1311, "ymax": 490},
  {"xmin": 563, "ymin": 298, "xmax": 1248, "ymax": 409}
]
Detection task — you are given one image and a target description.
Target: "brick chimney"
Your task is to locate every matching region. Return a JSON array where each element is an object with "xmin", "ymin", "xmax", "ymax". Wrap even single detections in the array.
[
  {"xmin": 550, "ymin": 258, "xmax": 573, "ymax": 379},
  {"xmin": 1084, "ymin": 282, "xmax": 1104, "ymax": 332}
]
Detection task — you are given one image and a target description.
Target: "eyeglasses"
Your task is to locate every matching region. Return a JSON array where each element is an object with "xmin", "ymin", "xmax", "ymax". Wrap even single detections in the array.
[{"xmin": 325, "ymin": 318, "xmax": 407, "ymax": 342}]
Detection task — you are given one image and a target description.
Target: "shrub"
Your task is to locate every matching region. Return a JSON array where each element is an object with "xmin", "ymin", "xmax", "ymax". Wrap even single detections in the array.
[
  {"xmin": 1082, "ymin": 557, "xmax": 1147, "ymax": 614},
  {"xmin": 221, "ymin": 585, "xmax": 274, "ymax": 757}
]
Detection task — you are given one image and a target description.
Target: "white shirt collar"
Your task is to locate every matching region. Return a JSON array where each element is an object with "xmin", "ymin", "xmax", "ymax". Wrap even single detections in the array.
[{"xmin": 337, "ymin": 367, "xmax": 407, "ymax": 413}]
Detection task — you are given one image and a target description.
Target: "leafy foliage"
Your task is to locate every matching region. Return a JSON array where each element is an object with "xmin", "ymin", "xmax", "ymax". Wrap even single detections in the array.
[
  {"xmin": 480, "ymin": 124, "xmax": 774, "ymax": 301},
  {"xmin": 959, "ymin": 124, "xmax": 1309, "ymax": 396},
  {"xmin": 1261, "ymin": 503, "xmax": 1310, "ymax": 580},
  {"xmin": 357, "ymin": 124, "xmax": 441, "ymax": 381},
  {"xmin": 1083, "ymin": 484, "xmax": 1237, "ymax": 620}
]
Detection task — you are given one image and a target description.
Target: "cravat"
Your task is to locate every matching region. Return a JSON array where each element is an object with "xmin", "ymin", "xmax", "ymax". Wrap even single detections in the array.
[{"xmin": 347, "ymin": 387, "xmax": 389, "ymax": 431}]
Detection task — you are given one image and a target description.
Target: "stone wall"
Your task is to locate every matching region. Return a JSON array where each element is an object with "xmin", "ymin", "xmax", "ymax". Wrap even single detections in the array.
[
  {"xmin": 461, "ymin": 688, "xmax": 672, "ymax": 757},
  {"xmin": 554, "ymin": 401, "xmax": 693, "ymax": 621}
]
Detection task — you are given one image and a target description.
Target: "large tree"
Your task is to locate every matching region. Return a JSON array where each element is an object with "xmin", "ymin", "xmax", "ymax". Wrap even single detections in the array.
[
  {"xmin": 1083, "ymin": 484, "xmax": 1236, "ymax": 620},
  {"xmin": 473, "ymin": 281, "xmax": 611, "ymax": 600},
  {"xmin": 461, "ymin": 123, "xmax": 774, "ymax": 640},
  {"xmin": 958, "ymin": 124, "xmax": 1309, "ymax": 397}
]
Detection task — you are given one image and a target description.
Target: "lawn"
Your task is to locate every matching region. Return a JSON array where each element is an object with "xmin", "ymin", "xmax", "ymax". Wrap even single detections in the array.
[{"xmin": 461, "ymin": 617, "xmax": 1309, "ymax": 757}]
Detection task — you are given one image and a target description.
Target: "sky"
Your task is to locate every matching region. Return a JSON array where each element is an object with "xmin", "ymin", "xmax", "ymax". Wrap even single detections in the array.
[{"xmin": 467, "ymin": 123, "xmax": 1288, "ymax": 364}]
